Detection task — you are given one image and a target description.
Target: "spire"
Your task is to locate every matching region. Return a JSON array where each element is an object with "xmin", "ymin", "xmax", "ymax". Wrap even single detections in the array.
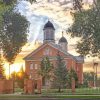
[
  {"xmin": 62, "ymin": 31, "xmax": 64, "ymax": 37},
  {"xmin": 43, "ymin": 20, "xmax": 55, "ymax": 43}
]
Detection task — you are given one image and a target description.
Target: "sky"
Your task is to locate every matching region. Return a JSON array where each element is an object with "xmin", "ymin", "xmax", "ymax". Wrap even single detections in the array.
[
  {"xmin": 16, "ymin": 0, "xmax": 95, "ymax": 58},
  {"xmin": 4, "ymin": 0, "xmax": 100, "ymax": 76},
  {"xmin": 17, "ymin": 0, "xmax": 93, "ymax": 43}
]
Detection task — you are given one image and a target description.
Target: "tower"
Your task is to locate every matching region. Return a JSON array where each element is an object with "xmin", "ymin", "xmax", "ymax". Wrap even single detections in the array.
[
  {"xmin": 43, "ymin": 21, "xmax": 55, "ymax": 43},
  {"xmin": 59, "ymin": 32, "xmax": 68, "ymax": 51}
]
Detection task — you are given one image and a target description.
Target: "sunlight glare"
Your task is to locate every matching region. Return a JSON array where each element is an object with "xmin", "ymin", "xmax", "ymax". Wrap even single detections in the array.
[{"xmin": 4, "ymin": 63, "xmax": 25, "ymax": 77}]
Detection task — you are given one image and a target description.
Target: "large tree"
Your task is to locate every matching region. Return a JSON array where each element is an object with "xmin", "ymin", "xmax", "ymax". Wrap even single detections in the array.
[
  {"xmin": 0, "ymin": 0, "xmax": 36, "ymax": 25},
  {"xmin": 68, "ymin": 0, "xmax": 100, "ymax": 57},
  {"xmin": 53, "ymin": 52, "xmax": 68, "ymax": 92},
  {"xmin": 1, "ymin": 10, "xmax": 29, "ymax": 63},
  {"xmin": 39, "ymin": 56, "xmax": 53, "ymax": 88},
  {"xmin": 67, "ymin": 68, "xmax": 78, "ymax": 88},
  {"xmin": 0, "ymin": 10, "xmax": 29, "ymax": 78}
]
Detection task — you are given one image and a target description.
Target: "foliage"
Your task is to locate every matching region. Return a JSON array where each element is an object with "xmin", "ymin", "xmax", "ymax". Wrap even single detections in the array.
[
  {"xmin": 0, "ymin": 10, "xmax": 29, "ymax": 64},
  {"xmin": 0, "ymin": 0, "xmax": 29, "ymax": 79},
  {"xmin": 0, "ymin": 53, "xmax": 5, "ymax": 79},
  {"xmin": 11, "ymin": 67, "xmax": 28, "ymax": 89},
  {"xmin": 68, "ymin": 0, "xmax": 100, "ymax": 57},
  {"xmin": 67, "ymin": 68, "xmax": 78, "ymax": 88},
  {"xmin": 52, "ymin": 52, "xmax": 68, "ymax": 92},
  {"xmin": 26, "ymin": 0, "xmax": 37, "ymax": 4},
  {"xmin": 83, "ymin": 72, "xmax": 95, "ymax": 87},
  {"xmin": 39, "ymin": 56, "xmax": 53, "ymax": 78},
  {"xmin": 39, "ymin": 56, "xmax": 53, "ymax": 86},
  {"xmin": 1, "ymin": 0, "xmax": 17, "ymax": 5},
  {"xmin": 0, "ymin": 0, "xmax": 17, "ymax": 23},
  {"xmin": 72, "ymin": 0, "xmax": 83, "ymax": 12}
]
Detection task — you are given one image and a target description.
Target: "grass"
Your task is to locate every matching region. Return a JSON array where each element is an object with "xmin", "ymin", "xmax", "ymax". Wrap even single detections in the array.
[
  {"xmin": 0, "ymin": 95, "xmax": 100, "ymax": 100},
  {"xmin": 41, "ymin": 87, "xmax": 100, "ymax": 95},
  {"xmin": 14, "ymin": 87, "xmax": 100, "ymax": 95},
  {"xmin": 0, "ymin": 88, "xmax": 100, "ymax": 99}
]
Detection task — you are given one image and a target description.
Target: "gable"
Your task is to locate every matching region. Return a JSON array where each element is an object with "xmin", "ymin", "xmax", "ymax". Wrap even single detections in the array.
[
  {"xmin": 24, "ymin": 43, "xmax": 70, "ymax": 60},
  {"xmin": 24, "ymin": 43, "xmax": 57, "ymax": 60},
  {"xmin": 23, "ymin": 42, "xmax": 84, "ymax": 63},
  {"xmin": 23, "ymin": 43, "xmax": 47, "ymax": 60}
]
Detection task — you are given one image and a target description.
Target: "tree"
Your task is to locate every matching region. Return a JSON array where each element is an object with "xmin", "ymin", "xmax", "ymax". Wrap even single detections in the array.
[
  {"xmin": 83, "ymin": 72, "xmax": 95, "ymax": 87},
  {"xmin": 67, "ymin": 68, "xmax": 78, "ymax": 88},
  {"xmin": 1, "ymin": 10, "xmax": 29, "ymax": 63},
  {"xmin": 0, "ymin": 0, "xmax": 17, "ymax": 22},
  {"xmin": 0, "ymin": 0, "xmax": 30, "ymax": 78},
  {"xmin": 0, "ymin": 0, "xmax": 35, "ymax": 36},
  {"xmin": 0, "ymin": 53, "xmax": 5, "ymax": 79},
  {"xmin": 38, "ymin": 56, "xmax": 53, "ymax": 88},
  {"xmin": 68, "ymin": 0, "xmax": 100, "ymax": 58},
  {"xmin": 53, "ymin": 52, "xmax": 68, "ymax": 92},
  {"xmin": 0, "ymin": 10, "xmax": 29, "ymax": 78},
  {"xmin": 16, "ymin": 67, "xmax": 28, "ymax": 89},
  {"xmin": 26, "ymin": 0, "xmax": 37, "ymax": 4},
  {"xmin": 11, "ymin": 66, "xmax": 28, "ymax": 89},
  {"xmin": 1, "ymin": 0, "xmax": 17, "ymax": 5},
  {"xmin": 72, "ymin": 0, "xmax": 83, "ymax": 12}
]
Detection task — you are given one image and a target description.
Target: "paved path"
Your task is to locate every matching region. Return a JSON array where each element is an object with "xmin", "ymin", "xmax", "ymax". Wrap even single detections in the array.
[
  {"xmin": 0, "ymin": 98, "xmax": 87, "ymax": 100},
  {"xmin": 0, "ymin": 95, "xmax": 100, "ymax": 100},
  {"xmin": 0, "ymin": 98, "xmax": 99, "ymax": 100}
]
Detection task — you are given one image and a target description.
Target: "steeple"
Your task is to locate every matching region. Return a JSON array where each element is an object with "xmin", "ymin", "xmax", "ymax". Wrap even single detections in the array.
[
  {"xmin": 59, "ymin": 31, "xmax": 68, "ymax": 51},
  {"xmin": 43, "ymin": 20, "xmax": 55, "ymax": 43}
]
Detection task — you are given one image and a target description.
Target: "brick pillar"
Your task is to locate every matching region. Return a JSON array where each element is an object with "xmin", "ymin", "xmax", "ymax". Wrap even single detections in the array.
[
  {"xmin": 0, "ymin": 80, "xmax": 4, "ymax": 93},
  {"xmin": 6, "ymin": 80, "xmax": 14, "ymax": 93},
  {"xmin": 24, "ymin": 79, "xmax": 27, "ymax": 94},
  {"xmin": 27, "ymin": 80, "xmax": 34, "ymax": 94},
  {"xmin": 72, "ymin": 78, "xmax": 75, "ymax": 93},
  {"xmin": 0, "ymin": 79, "xmax": 14, "ymax": 94},
  {"xmin": 37, "ymin": 79, "xmax": 42, "ymax": 94},
  {"xmin": 32, "ymin": 80, "xmax": 35, "ymax": 94}
]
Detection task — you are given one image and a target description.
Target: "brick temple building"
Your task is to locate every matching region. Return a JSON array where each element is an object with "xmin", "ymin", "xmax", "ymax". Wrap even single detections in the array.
[{"xmin": 24, "ymin": 21, "xmax": 84, "ymax": 90}]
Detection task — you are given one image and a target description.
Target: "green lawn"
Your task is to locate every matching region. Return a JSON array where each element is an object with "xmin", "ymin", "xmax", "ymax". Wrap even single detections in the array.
[
  {"xmin": 14, "ymin": 87, "xmax": 100, "ymax": 95},
  {"xmin": 41, "ymin": 88, "xmax": 100, "ymax": 95},
  {"xmin": 0, "ymin": 95, "xmax": 100, "ymax": 99},
  {"xmin": 0, "ymin": 88, "xmax": 100, "ymax": 100}
]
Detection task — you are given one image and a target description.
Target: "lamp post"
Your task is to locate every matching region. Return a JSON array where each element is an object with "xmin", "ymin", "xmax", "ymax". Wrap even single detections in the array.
[{"xmin": 93, "ymin": 62, "xmax": 98, "ymax": 87}]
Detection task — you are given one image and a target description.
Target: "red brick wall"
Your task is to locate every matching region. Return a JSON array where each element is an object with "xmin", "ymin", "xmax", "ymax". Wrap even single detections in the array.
[
  {"xmin": 24, "ymin": 79, "xmax": 42, "ymax": 94},
  {"xmin": 76, "ymin": 63, "xmax": 83, "ymax": 84},
  {"xmin": 0, "ymin": 80, "xmax": 14, "ymax": 94},
  {"xmin": 25, "ymin": 44, "xmax": 83, "ymax": 87}
]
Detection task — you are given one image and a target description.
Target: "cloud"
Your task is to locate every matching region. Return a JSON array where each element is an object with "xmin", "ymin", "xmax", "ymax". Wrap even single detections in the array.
[
  {"xmin": 5, "ymin": 0, "xmax": 100, "ymax": 75},
  {"xmin": 17, "ymin": 0, "xmax": 74, "ymax": 43},
  {"xmin": 17, "ymin": 0, "xmax": 93, "ymax": 43},
  {"xmin": 16, "ymin": 0, "xmax": 94, "ymax": 56}
]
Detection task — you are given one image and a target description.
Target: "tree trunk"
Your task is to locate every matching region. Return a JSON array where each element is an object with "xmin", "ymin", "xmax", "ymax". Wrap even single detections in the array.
[
  {"xmin": 9, "ymin": 63, "xmax": 10, "ymax": 79},
  {"xmin": 58, "ymin": 87, "xmax": 61, "ymax": 92},
  {"xmin": 44, "ymin": 78, "xmax": 47, "ymax": 92}
]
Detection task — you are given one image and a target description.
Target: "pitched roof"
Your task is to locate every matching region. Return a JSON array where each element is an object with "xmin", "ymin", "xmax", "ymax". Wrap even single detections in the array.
[
  {"xmin": 49, "ymin": 43, "xmax": 84, "ymax": 63},
  {"xmin": 23, "ymin": 42, "xmax": 84, "ymax": 63}
]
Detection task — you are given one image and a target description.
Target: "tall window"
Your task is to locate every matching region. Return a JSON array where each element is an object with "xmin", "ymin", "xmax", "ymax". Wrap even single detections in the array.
[
  {"xmin": 30, "ymin": 63, "xmax": 33, "ymax": 70},
  {"xmin": 35, "ymin": 64, "xmax": 38, "ymax": 69}
]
